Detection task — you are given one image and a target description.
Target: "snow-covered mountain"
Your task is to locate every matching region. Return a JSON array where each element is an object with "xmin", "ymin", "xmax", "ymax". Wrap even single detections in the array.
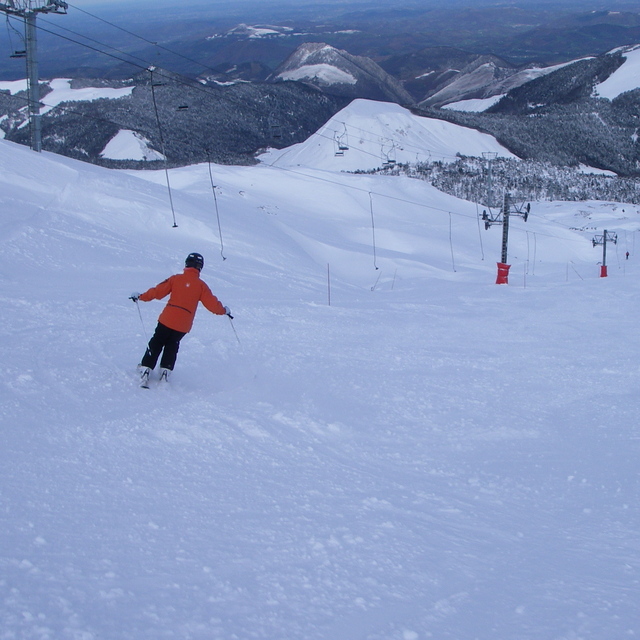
[
  {"xmin": 273, "ymin": 43, "xmax": 414, "ymax": 104},
  {"xmin": 2, "ymin": 97, "xmax": 640, "ymax": 639},
  {"xmin": 261, "ymin": 99, "xmax": 516, "ymax": 170}
]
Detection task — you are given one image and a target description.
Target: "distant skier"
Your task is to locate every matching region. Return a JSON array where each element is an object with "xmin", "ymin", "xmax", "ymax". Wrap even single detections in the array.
[
  {"xmin": 626, "ymin": 251, "xmax": 630, "ymax": 260},
  {"xmin": 130, "ymin": 252, "xmax": 231, "ymax": 386}
]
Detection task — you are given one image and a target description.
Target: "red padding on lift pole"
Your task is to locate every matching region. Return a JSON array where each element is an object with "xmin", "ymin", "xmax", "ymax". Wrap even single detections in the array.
[
  {"xmin": 496, "ymin": 262, "xmax": 511, "ymax": 285},
  {"xmin": 600, "ymin": 265, "xmax": 608, "ymax": 278}
]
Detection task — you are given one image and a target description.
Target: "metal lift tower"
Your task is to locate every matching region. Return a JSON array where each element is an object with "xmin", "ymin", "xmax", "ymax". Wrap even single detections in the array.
[{"xmin": 0, "ymin": 1, "xmax": 68, "ymax": 152}]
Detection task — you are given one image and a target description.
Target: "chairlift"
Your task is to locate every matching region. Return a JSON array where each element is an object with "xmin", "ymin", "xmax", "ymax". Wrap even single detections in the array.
[
  {"xmin": 482, "ymin": 208, "xmax": 501, "ymax": 230},
  {"xmin": 10, "ymin": 50, "xmax": 26, "ymax": 59},
  {"xmin": 336, "ymin": 123, "xmax": 349, "ymax": 152},
  {"xmin": 381, "ymin": 138, "xmax": 396, "ymax": 168},
  {"xmin": 177, "ymin": 105, "xmax": 189, "ymax": 111},
  {"xmin": 334, "ymin": 131, "xmax": 347, "ymax": 157}
]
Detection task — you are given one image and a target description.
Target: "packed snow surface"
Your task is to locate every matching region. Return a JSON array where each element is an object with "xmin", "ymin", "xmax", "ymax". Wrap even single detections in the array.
[{"xmin": 1, "ymin": 97, "xmax": 640, "ymax": 640}]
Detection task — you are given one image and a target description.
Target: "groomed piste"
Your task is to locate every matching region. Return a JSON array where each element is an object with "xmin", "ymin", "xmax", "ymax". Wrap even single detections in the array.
[{"xmin": 1, "ymin": 99, "xmax": 639, "ymax": 640}]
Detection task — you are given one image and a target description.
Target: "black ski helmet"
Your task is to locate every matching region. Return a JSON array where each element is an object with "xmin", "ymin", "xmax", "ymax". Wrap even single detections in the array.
[{"xmin": 185, "ymin": 252, "xmax": 204, "ymax": 271}]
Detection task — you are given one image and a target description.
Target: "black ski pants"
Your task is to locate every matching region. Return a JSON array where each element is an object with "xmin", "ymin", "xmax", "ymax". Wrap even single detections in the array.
[{"xmin": 141, "ymin": 322, "xmax": 186, "ymax": 371}]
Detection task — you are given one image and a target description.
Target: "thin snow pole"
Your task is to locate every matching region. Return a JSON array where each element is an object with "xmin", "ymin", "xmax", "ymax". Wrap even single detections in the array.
[
  {"xmin": 371, "ymin": 269, "xmax": 382, "ymax": 292},
  {"xmin": 569, "ymin": 261, "xmax": 584, "ymax": 281},
  {"xmin": 448, "ymin": 212, "xmax": 456, "ymax": 272},
  {"xmin": 475, "ymin": 203, "xmax": 485, "ymax": 261},
  {"xmin": 369, "ymin": 192, "xmax": 379, "ymax": 270},
  {"xmin": 132, "ymin": 299, "xmax": 149, "ymax": 341}
]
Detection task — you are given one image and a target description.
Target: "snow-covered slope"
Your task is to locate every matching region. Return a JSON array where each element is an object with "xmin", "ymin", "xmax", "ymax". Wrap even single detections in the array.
[
  {"xmin": 260, "ymin": 99, "xmax": 516, "ymax": 170},
  {"xmin": 100, "ymin": 130, "xmax": 165, "ymax": 161},
  {"xmin": 2, "ymin": 97, "xmax": 640, "ymax": 640},
  {"xmin": 594, "ymin": 44, "xmax": 640, "ymax": 99}
]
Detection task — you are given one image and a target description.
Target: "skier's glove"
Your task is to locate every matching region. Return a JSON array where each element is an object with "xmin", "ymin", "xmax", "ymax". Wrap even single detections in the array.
[
  {"xmin": 130, "ymin": 292, "xmax": 140, "ymax": 302},
  {"xmin": 224, "ymin": 306, "xmax": 232, "ymax": 317}
]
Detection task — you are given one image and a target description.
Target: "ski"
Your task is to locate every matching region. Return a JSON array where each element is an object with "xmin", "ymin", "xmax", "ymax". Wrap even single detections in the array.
[{"xmin": 137, "ymin": 368, "xmax": 171, "ymax": 389}]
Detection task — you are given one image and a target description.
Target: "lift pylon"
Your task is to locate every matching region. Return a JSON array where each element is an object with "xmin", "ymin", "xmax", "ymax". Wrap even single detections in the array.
[
  {"xmin": 0, "ymin": 1, "xmax": 68, "ymax": 152},
  {"xmin": 482, "ymin": 192, "xmax": 531, "ymax": 284},
  {"xmin": 592, "ymin": 229, "xmax": 617, "ymax": 277}
]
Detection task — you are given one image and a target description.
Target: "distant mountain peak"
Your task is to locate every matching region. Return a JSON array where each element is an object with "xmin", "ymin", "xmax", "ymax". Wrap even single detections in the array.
[{"xmin": 273, "ymin": 43, "xmax": 413, "ymax": 105}]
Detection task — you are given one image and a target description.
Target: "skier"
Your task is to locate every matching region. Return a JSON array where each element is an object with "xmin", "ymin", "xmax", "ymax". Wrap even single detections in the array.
[{"xmin": 130, "ymin": 252, "xmax": 231, "ymax": 387}]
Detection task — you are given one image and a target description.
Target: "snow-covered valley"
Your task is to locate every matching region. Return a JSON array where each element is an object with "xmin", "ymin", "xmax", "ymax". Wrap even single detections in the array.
[{"xmin": 1, "ymin": 100, "xmax": 639, "ymax": 640}]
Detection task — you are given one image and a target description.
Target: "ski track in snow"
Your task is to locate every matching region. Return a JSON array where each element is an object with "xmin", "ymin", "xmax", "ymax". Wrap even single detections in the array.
[{"xmin": 1, "ymin": 100, "xmax": 640, "ymax": 640}]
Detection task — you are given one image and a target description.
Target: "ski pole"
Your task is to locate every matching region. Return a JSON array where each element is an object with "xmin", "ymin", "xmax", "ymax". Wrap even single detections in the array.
[
  {"xmin": 130, "ymin": 297, "xmax": 149, "ymax": 342},
  {"xmin": 227, "ymin": 313, "xmax": 241, "ymax": 345}
]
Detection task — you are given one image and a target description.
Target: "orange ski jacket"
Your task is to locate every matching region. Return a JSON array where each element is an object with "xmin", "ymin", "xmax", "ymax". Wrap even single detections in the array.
[{"xmin": 139, "ymin": 267, "xmax": 226, "ymax": 333}]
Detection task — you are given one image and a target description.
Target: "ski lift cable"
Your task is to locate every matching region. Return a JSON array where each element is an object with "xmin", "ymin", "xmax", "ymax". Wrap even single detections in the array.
[
  {"xmin": 29, "ymin": 20, "xmax": 252, "ymax": 110},
  {"xmin": 40, "ymin": 15, "xmax": 167, "ymax": 71},
  {"xmin": 150, "ymin": 69, "xmax": 178, "ymax": 228},
  {"xmin": 205, "ymin": 150, "xmax": 227, "ymax": 261},
  {"xmin": 65, "ymin": 2, "xmax": 228, "ymax": 79},
  {"xmin": 1, "ymin": 81, "xmax": 597, "ymax": 249},
  {"xmin": 335, "ymin": 119, "xmax": 463, "ymax": 162},
  {"xmin": 30, "ymin": 12, "xmax": 586, "ymax": 212},
  {"xmin": 311, "ymin": 126, "xmax": 600, "ymax": 238},
  {"xmin": 5, "ymin": 14, "xmax": 25, "ymax": 52},
  {"xmin": 5, "ymin": 21, "xmax": 613, "ymax": 250},
  {"xmin": 2, "ymin": 72, "xmax": 600, "ymax": 251},
  {"xmin": 265, "ymin": 163, "xmax": 590, "ymax": 245},
  {"xmin": 40, "ymin": 13, "xmax": 279, "ymax": 118},
  {"xmin": 1, "ymin": 83, "xmax": 150, "ymax": 134}
]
